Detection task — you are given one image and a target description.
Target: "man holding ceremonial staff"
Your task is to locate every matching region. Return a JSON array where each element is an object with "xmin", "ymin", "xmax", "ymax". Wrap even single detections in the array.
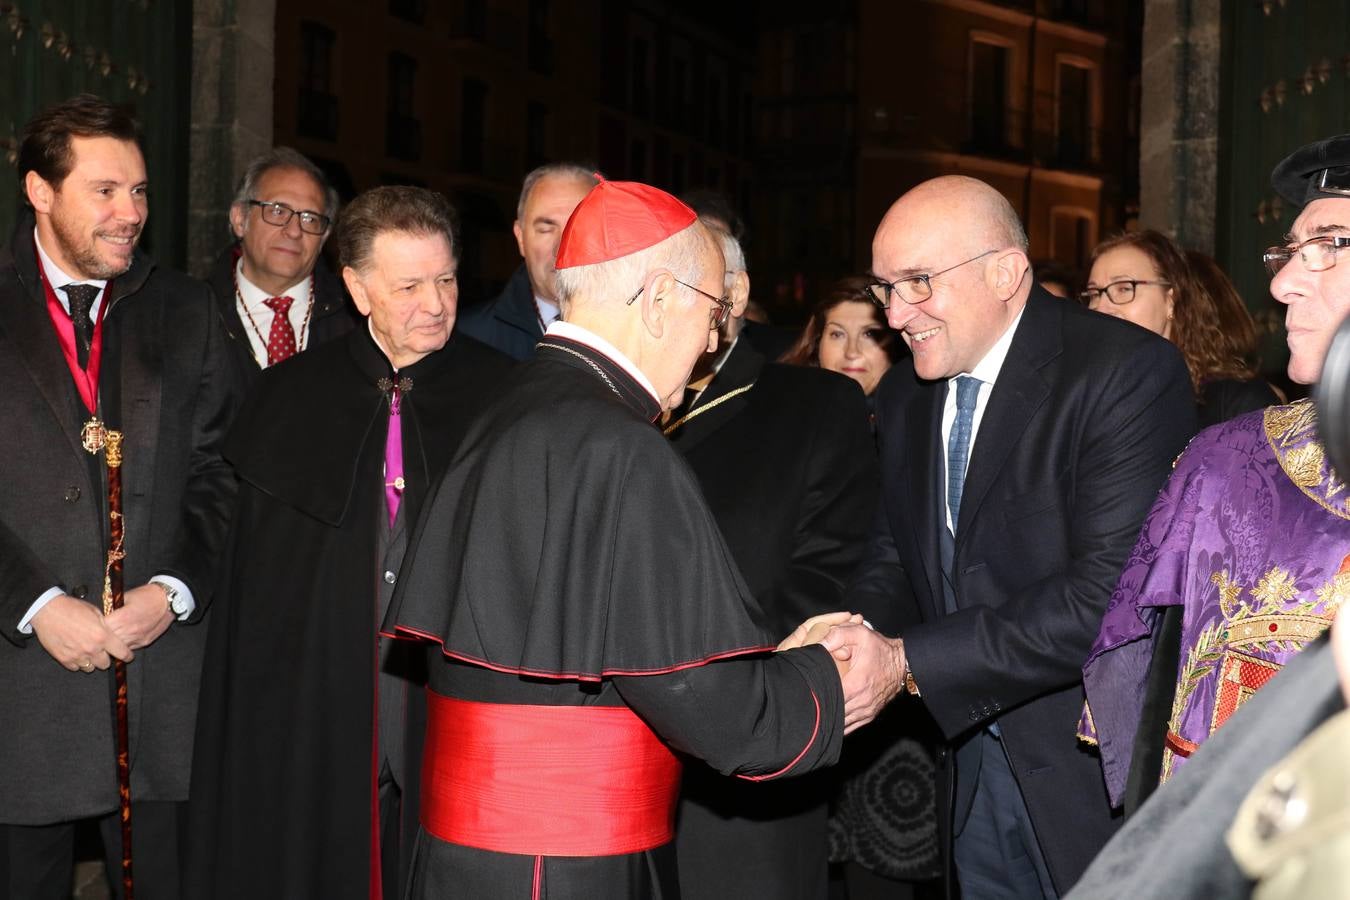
[{"xmin": 0, "ymin": 94, "xmax": 238, "ymax": 899}]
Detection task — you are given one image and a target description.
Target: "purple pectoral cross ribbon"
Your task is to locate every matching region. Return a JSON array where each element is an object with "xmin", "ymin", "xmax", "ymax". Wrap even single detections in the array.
[{"xmin": 384, "ymin": 386, "xmax": 404, "ymax": 528}]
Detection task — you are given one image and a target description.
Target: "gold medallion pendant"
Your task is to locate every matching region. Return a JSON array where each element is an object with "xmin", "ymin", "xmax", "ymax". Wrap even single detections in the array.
[{"xmin": 81, "ymin": 417, "xmax": 107, "ymax": 454}]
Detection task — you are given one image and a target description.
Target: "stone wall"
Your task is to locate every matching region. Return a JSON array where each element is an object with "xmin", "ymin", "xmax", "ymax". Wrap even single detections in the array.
[
  {"xmin": 188, "ymin": 0, "xmax": 276, "ymax": 278},
  {"xmin": 1138, "ymin": 0, "xmax": 1222, "ymax": 252}
]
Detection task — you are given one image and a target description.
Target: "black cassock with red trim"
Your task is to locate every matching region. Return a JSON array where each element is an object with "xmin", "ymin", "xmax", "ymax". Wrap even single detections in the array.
[{"xmin": 386, "ymin": 335, "xmax": 845, "ymax": 899}]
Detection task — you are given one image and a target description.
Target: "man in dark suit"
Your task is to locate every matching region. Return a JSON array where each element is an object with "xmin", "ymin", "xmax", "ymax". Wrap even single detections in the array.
[
  {"xmin": 207, "ymin": 146, "xmax": 357, "ymax": 387},
  {"xmin": 0, "ymin": 95, "xmax": 238, "ymax": 897},
  {"xmin": 669, "ymin": 222, "xmax": 878, "ymax": 899},
  {"xmin": 456, "ymin": 163, "xmax": 596, "ymax": 360},
  {"xmin": 820, "ymin": 176, "xmax": 1196, "ymax": 897}
]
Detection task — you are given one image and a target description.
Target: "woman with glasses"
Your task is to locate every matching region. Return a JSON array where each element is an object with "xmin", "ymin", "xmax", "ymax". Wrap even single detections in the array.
[{"xmin": 1082, "ymin": 230, "xmax": 1277, "ymax": 427}]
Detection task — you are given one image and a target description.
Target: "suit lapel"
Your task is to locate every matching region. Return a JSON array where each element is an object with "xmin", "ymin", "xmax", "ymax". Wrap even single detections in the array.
[
  {"xmin": 905, "ymin": 378, "xmax": 946, "ymax": 615},
  {"xmin": 0, "ymin": 238, "xmax": 91, "ymax": 465},
  {"xmin": 954, "ymin": 290, "xmax": 1061, "ymax": 542},
  {"xmin": 669, "ymin": 339, "xmax": 763, "ymax": 452}
]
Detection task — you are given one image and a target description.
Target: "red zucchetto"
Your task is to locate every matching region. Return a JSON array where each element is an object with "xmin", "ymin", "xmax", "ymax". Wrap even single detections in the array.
[{"xmin": 555, "ymin": 175, "xmax": 698, "ymax": 270}]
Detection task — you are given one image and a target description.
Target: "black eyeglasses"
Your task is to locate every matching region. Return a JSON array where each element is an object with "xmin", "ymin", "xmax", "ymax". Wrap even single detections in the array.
[
  {"xmin": 246, "ymin": 199, "xmax": 331, "ymax": 235},
  {"xmin": 866, "ymin": 249, "xmax": 998, "ymax": 309},
  {"xmin": 1078, "ymin": 279, "xmax": 1172, "ymax": 307},
  {"xmin": 627, "ymin": 278, "xmax": 734, "ymax": 330},
  {"xmin": 1263, "ymin": 235, "xmax": 1350, "ymax": 276}
]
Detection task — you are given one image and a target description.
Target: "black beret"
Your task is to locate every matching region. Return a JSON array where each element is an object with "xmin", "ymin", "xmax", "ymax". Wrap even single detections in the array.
[{"xmin": 1271, "ymin": 134, "xmax": 1350, "ymax": 208}]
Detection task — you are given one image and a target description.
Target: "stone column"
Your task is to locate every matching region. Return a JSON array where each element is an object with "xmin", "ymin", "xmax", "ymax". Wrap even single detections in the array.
[
  {"xmin": 188, "ymin": 0, "xmax": 276, "ymax": 278},
  {"xmin": 1138, "ymin": 0, "xmax": 1222, "ymax": 252}
]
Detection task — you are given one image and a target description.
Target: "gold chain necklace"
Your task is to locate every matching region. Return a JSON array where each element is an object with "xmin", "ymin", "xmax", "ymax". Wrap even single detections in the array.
[
  {"xmin": 234, "ymin": 268, "xmax": 315, "ymax": 367},
  {"xmin": 661, "ymin": 383, "xmax": 755, "ymax": 435}
]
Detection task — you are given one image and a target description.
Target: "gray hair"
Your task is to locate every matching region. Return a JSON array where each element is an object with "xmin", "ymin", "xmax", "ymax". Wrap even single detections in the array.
[
  {"xmin": 338, "ymin": 186, "xmax": 459, "ymax": 273},
  {"xmin": 231, "ymin": 147, "xmax": 340, "ymax": 227},
  {"xmin": 555, "ymin": 221, "xmax": 714, "ymax": 307},
  {"xmin": 516, "ymin": 163, "xmax": 600, "ymax": 222},
  {"xmin": 702, "ymin": 218, "xmax": 745, "ymax": 285},
  {"xmin": 989, "ymin": 191, "xmax": 1029, "ymax": 253}
]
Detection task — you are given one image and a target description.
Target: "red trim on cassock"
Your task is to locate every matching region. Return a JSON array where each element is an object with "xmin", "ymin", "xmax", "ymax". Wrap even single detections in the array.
[
  {"xmin": 384, "ymin": 623, "xmax": 773, "ymax": 681},
  {"xmin": 531, "ymin": 856, "xmax": 543, "ymax": 900},
  {"xmin": 735, "ymin": 687, "xmax": 821, "ymax": 782},
  {"xmin": 420, "ymin": 692, "xmax": 682, "ymax": 857}
]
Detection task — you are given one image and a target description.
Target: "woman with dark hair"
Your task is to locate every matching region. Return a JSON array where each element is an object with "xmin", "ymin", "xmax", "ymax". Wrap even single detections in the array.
[
  {"xmin": 1081, "ymin": 230, "xmax": 1278, "ymax": 427},
  {"xmin": 784, "ymin": 278, "xmax": 938, "ymax": 899},
  {"xmin": 782, "ymin": 276, "xmax": 905, "ymax": 403}
]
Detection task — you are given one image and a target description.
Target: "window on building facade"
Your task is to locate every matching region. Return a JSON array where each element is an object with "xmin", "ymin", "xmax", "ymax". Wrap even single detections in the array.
[
  {"xmin": 526, "ymin": 101, "xmax": 548, "ymax": 170},
  {"xmin": 461, "ymin": 78, "xmax": 488, "ymax": 172},
  {"xmin": 969, "ymin": 38, "xmax": 1011, "ymax": 153},
  {"xmin": 528, "ymin": 0, "xmax": 552, "ymax": 74},
  {"xmin": 1056, "ymin": 60, "xmax": 1094, "ymax": 168},
  {"xmin": 631, "ymin": 38, "xmax": 651, "ymax": 118},
  {"xmin": 389, "ymin": 0, "xmax": 426, "ymax": 24},
  {"xmin": 1050, "ymin": 208, "xmax": 1096, "ymax": 269},
  {"xmin": 299, "ymin": 22, "xmax": 338, "ymax": 141},
  {"xmin": 386, "ymin": 53, "xmax": 420, "ymax": 161}
]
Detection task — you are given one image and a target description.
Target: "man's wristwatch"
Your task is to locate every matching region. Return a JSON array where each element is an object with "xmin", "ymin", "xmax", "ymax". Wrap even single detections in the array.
[
  {"xmin": 159, "ymin": 582, "xmax": 188, "ymax": 617},
  {"xmin": 904, "ymin": 659, "xmax": 921, "ymax": 697}
]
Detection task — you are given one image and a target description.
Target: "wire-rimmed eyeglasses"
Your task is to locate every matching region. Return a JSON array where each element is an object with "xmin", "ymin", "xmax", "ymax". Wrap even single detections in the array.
[
  {"xmin": 627, "ymin": 278, "xmax": 734, "ymax": 330},
  {"xmin": 1263, "ymin": 234, "xmax": 1350, "ymax": 276},
  {"xmin": 865, "ymin": 249, "xmax": 998, "ymax": 308}
]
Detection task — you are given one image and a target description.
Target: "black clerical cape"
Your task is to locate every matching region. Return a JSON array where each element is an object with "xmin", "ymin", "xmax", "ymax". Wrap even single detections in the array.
[
  {"xmin": 385, "ymin": 335, "xmax": 846, "ymax": 899},
  {"xmin": 186, "ymin": 328, "xmax": 512, "ymax": 900}
]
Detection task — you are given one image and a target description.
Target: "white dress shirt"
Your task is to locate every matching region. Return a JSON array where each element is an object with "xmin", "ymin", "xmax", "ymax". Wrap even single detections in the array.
[
  {"xmin": 940, "ymin": 306, "xmax": 1026, "ymax": 533},
  {"xmin": 535, "ymin": 295, "xmax": 561, "ymax": 328},
  {"xmin": 35, "ymin": 228, "xmax": 107, "ymax": 318},
  {"xmin": 234, "ymin": 259, "xmax": 314, "ymax": 367}
]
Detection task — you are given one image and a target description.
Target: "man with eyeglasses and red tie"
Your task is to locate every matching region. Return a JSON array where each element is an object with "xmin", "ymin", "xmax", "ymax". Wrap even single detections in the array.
[
  {"xmin": 817, "ymin": 174, "xmax": 1196, "ymax": 898},
  {"xmin": 1079, "ymin": 133, "xmax": 1350, "ymax": 867},
  {"xmin": 208, "ymin": 147, "xmax": 358, "ymax": 387}
]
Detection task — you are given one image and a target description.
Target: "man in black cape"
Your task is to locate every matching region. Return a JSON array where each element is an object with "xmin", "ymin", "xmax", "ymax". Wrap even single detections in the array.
[
  {"xmin": 187, "ymin": 187, "xmax": 512, "ymax": 899},
  {"xmin": 385, "ymin": 179, "xmax": 890, "ymax": 898}
]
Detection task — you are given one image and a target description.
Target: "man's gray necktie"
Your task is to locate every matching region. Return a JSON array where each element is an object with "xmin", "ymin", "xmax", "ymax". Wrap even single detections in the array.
[
  {"xmin": 946, "ymin": 375, "xmax": 982, "ymax": 530},
  {"xmin": 62, "ymin": 283, "xmax": 99, "ymax": 368}
]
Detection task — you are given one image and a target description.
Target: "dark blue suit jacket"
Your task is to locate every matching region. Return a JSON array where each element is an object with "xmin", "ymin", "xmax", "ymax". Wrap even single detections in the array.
[
  {"xmin": 848, "ymin": 285, "xmax": 1197, "ymax": 893},
  {"xmin": 456, "ymin": 265, "xmax": 542, "ymax": 361}
]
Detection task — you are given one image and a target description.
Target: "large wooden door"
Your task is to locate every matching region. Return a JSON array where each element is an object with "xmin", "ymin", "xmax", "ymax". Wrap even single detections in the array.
[
  {"xmin": 1218, "ymin": 0, "xmax": 1350, "ymax": 377},
  {"xmin": 0, "ymin": 0, "xmax": 191, "ymax": 267}
]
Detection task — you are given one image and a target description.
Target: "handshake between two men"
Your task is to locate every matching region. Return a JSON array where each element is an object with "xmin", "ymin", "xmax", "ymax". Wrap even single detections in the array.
[{"xmin": 778, "ymin": 611, "xmax": 910, "ymax": 735}]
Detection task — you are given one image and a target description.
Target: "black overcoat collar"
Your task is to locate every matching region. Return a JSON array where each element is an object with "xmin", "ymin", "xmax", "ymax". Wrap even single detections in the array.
[
  {"xmin": 667, "ymin": 338, "xmax": 764, "ymax": 451},
  {"xmin": 0, "ymin": 216, "xmax": 154, "ymax": 462},
  {"xmin": 534, "ymin": 334, "xmax": 663, "ymax": 422},
  {"xmin": 226, "ymin": 326, "xmax": 461, "ymax": 527}
]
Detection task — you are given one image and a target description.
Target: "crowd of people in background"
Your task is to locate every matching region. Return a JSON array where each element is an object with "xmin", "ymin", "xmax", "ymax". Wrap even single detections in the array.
[{"xmin": 2, "ymin": 91, "xmax": 1349, "ymax": 900}]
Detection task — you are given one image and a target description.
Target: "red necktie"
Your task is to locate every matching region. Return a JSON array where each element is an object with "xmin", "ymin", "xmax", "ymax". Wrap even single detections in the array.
[{"xmin": 263, "ymin": 296, "xmax": 297, "ymax": 366}]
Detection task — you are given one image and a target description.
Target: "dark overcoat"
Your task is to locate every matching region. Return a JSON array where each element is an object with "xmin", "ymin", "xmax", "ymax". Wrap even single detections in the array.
[
  {"xmin": 0, "ymin": 219, "xmax": 239, "ymax": 824},
  {"xmin": 668, "ymin": 340, "xmax": 878, "ymax": 900}
]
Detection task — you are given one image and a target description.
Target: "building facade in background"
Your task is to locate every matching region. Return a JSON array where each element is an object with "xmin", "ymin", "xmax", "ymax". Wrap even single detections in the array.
[{"xmin": 272, "ymin": 0, "xmax": 754, "ymax": 303}]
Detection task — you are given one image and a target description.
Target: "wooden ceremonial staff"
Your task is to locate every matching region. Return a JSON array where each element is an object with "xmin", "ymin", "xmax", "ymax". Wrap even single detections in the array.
[{"xmin": 100, "ymin": 429, "xmax": 135, "ymax": 898}]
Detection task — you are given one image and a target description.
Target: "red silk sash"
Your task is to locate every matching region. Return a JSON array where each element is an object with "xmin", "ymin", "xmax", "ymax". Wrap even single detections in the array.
[{"xmin": 421, "ymin": 693, "xmax": 681, "ymax": 857}]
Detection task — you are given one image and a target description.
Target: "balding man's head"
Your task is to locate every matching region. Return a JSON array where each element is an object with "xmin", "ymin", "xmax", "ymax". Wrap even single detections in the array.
[{"xmin": 870, "ymin": 176, "xmax": 1031, "ymax": 380}]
